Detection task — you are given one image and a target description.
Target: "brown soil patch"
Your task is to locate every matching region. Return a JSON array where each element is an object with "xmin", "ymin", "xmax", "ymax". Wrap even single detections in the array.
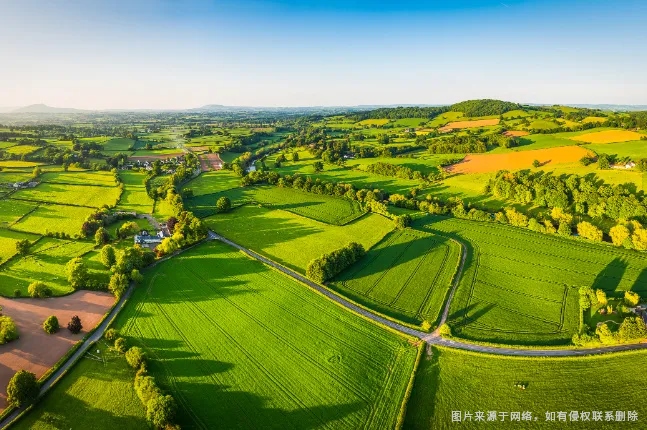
[
  {"xmin": 199, "ymin": 153, "xmax": 223, "ymax": 171},
  {"xmin": 503, "ymin": 130, "xmax": 530, "ymax": 137},
  {"xmin": 0, "ymin": 291, "xmax": 114, "ymax": 410},
  {"xmin": 446, "ymin": 146, "xmax": 592, "ymax": 174},
  {"xmin": 440, "ymin": 118, "xmax": 500, "ymax": 133}
]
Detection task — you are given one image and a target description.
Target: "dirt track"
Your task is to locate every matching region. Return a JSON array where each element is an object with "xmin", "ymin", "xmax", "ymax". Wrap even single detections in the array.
[
  {"xmin": 0, "ymin": 291, "xmax": 114, "ymax": 410},
  {"xmin": 446, "ymin": 146, "xmax": 592, "ymax": 174}
]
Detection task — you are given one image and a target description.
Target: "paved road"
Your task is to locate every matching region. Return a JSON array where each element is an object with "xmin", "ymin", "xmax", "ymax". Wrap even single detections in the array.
[{"xmin": 209, "ymin": 231, "xmax": 647, "ymax": 358}]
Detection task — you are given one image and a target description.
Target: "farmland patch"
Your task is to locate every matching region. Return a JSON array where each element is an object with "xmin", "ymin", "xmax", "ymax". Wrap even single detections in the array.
[
  {"xmin": 440, "ymin": 119, "xmax": 499, "ymax": 132},
  {"xmin": 11, "ymin": 204, "xmax": 93, "ymax": 236},
  {"xmin": 447, "ymin": 146, "xmax": 592, "ymax": 174},
  {"xmin": 12, "ymin": 182, "xmax": 121, "ymax": 208},
  {"xmin": 571, "ymin": 130, "xmax": 644, "ymax": 144},
  {"xmin": 0, "ymin": 291, "xmax": 114, "ymax": 410},
  {"xmin": 114, "ymin": 240, "xmax": 418, "ymax": 429},
  {"xmin": 331, "ymin": 229, "xmax": 461, "ymax": 326},
  {"xmin": 418, "ymin": 216, "xmax": 647, "ymax": 345},
  {"xmin": 205, "ymin": 205, "xmax": 393, "ymax": 273}
]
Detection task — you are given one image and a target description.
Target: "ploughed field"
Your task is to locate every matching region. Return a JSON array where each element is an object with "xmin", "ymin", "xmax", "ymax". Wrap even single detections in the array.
[
  {"xmin": 113, "ymin": 240, "xmax": 419, "ymax": 429},
  {"xmin": 418, "ymin": 216, "xmax": 647, "ymax": 345},
  {"xmin": 330, "ymin": 229, "xmax": 461, "ymax": 326},
  {"xmin": 0, "ymin": 291, "xmax": 115, "ymax": 410}
]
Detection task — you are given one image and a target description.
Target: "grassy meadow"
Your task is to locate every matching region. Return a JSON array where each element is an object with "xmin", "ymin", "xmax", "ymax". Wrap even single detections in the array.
[
  {"xmin": 331, "ymin": 229, "xmax": 461, "ymax": 326},
  {"xmin": 14, "ymin": 341, "xmax": 148, "ymax": 430},
  {"xmin": 405, "ymin": 347, "xmax": 647, "ymax": 429},
  {"xmin": 204, "ymin": 204, "xmax": 394, "ymax": 273},
  {"xmin": 417, "ymin": 216, "xmax": 647, "ymax": 346},
  {"xmin": 114, "ymin": 240, "xmax": 419, "ymax": 429},
  {"xmin": 189, "ymin": 185, "xmax": 365, "ymax": 225}
]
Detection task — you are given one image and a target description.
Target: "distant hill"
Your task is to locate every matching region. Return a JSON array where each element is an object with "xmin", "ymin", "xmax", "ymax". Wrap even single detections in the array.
[
  {"xmin": 449, "ymin": 99, "xmax": 521, "ymax": 117},
  {"xmin": 11, "ymin": 104, "xmax": 87, "ymax": 114}
]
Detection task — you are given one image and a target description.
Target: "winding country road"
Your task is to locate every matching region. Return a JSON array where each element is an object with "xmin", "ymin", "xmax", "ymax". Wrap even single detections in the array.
[
  {"xmin": 3, "ymin": 230, "xmax": 647, "ymax": 429},
  {"xmin": 208, "ymin": 231, "xmax": 647, "ymax": 357}
]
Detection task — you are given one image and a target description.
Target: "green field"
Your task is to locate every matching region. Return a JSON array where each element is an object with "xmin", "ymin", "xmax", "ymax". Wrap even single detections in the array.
[
  {"xmin": 405, "ymin": 347, "xmax": 647, "ymax": 429},
  {"xmin": 0, "ymin": 237, "xmax": 96, "ymax": 296},
  {"xmin": 13, "ymin": 182, "xmax": 121, "ymax": 208},
  {"xmin": 584, "ymin": 140, "xmax": 647, "ymax": 160},
  {"xmin": 115, "ymin": 170, "xmax": 154, "ymax": 213},
  {"xmin": 41, "ymin": 170, "xmax": 117, "ymax": 186},
  {"xmin": 11, "ymin": 203, "xmax": 94, "ymax": 236},
  {"xmin": 0, "ymin": 228, "xmax": 39, "ymax": 265},
  {"xmin": 0, "ymin": 199, "xmax": 37, "ymax": 227},
  {"xmin": 114, "ymin": 240, "xmax": 419, "ymax": 429},
  {"xmin": 188, "ymin": 185, "xmax": 364, "ymax": 225},
  {"xmin": 102, "ymin": 138, "xmax": 135, "ymax": 152},
  {"xmin": 417, "ymin": 216, "xmax": 647, "ymax": 345},
  {"xmin": 183, "ymin": 170, "xmax": 241, "ymax": 197},
  {"xmin": 13, "ymin": 341, "xmax": 148, "ymax": 430},
  {"xmin": 205, "ymin": 204, "xmax": 393, "ymax": 273},
  {"xmin": 331, "ymin": 229, "xmax": 461, "ymax": 326}
]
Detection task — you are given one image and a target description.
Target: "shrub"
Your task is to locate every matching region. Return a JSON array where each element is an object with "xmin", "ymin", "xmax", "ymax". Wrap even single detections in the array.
[
  {"xmin": 43, "ymin": 315, "xmax": 59, "ymax": 334},
  {"xmin": 94, "ymin": 227, "xmax": 110, "ymax": 246},
  {"xmin": 125, "ymin": 346, "xmax": 147, "ymax": 369},
  {"xmin": 13, "ymin": 289, "xmax": 21, "ymax": 298},
  {"xmin": 0, "ymin": 315, "xmax": 19, "ymax": 344},
  {"xmin": 306, "ymin": 242, "xmax": 365, "ymax": 283},
  {"xmin": 15, "ymin": 239, "xmax": 31, "ymax": 256},
  {"xmin": 6, "ymin": 370, "xmax": 39, "ymax": 407},
  {"xmin": 393, "ymin": 214, "xmax": 412, "ymax": 229},
  {"xmin": 421, "ymin": 320, "xmax": 432, "ymax": 331},
  {"xmin": 577, "ymin": 221, "xmax": 603, "ymax": 242},
  {"xmin": 146, "ymin": 394, "xmax": 177, "ymax": 428},
  {"xmin": 134, "ymin": 373, "xmax": 162, "ymax": 405},
  {"xmin": 625, "ymin": 291, "xmax": 641, "ymax": 307},
  {"xmin": 27, "ymin": 281, "xmax": 52, "ymax": 298},
  {"xmin": 109, "ymin": 273, "xmax": 129, "ymax": 298},
  {"xmin": 65, "ymin": 257, "xmax": 89, "ymax": 290},
  {"xmin": 104, "ymin": 328, "xmax": 119, "ymax": 342},
  {"xmin": 215, "ymin": 196, "xmax": 232, "ymax": 213},
  {"xmin": 438, "ymin": 323, "xmax": 452, "ymax": 337},
  {"xmin": 100, "ymin": 244, "xmax": 117, "ymax": 268},
  {"xmin": 130, "ymin": 269, "xmax": 144, "ymax": 284},
  {"xmin": 114, "ymin": 337, "xmax": 128, "ymax": 353},
  {"xmin": 67, "ymin": 315, "xmax": 83, "ymax": 334}
]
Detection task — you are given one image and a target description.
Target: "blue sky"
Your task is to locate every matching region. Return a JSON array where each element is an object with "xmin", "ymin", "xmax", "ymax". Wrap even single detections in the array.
[{"xmin": 0, "ymin": 0, "xmax": 645, "ymax": 109}]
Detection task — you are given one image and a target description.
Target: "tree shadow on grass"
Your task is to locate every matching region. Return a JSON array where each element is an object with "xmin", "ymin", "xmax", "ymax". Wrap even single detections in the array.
[
  {"xmin": 16, "ymin": 391, "xmax": 147, "ymax": 430},
  {"xmin": 172, "ymin": 380, "xmax": 364, "ymax": 430},
  {"xmin": 630, "ymin": 268, "xmax": 647, "ymax": 296},
  {"xmin": 401, "ymin": 346, "xmax": 441, "ymax": 429},
  {"xmin": 591, "ymin": 257, "xmax": 628, "ymax": 294}
]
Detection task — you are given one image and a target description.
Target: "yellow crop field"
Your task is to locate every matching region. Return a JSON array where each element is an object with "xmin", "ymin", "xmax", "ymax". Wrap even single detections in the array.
[
  {"xmin": 440, "ymin": 118, "xmax": 500, "ymax": 132},
  {"xmin": 356, "ymin": 118, "xmax": 390, "ymax": 126},
  {"xmin": 571, "ymin": 130, "xmax": 643, "ymax": 144}
]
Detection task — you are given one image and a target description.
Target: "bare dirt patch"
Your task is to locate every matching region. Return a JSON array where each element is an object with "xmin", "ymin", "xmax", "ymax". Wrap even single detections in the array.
[
  {"xmin": 440, "ymin": 118, "xmax": 500, "ymax": 133},
  {"xmin": 0, "ymin": 291, "xmax": 114, "ymax": 410},
  {"xmin": 199, "ymin": 153, "xmax": 224, "ymax": 171},
  {"xmin": 446, "ymin": 146, "xmax": 592, "ymax": 174},
  {"xmin": 503, "ymin": 130, "xmax": 530, "ymax": 137}
]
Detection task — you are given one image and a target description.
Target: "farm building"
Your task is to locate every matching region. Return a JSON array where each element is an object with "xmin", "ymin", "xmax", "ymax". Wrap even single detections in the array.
[
  {"xmin": 611, "ymin": 161, "xmax": 636, "ymax": 170},
  {"xmin": 134, "ymin": 229, "xmax": 169, "ymax": 249}
]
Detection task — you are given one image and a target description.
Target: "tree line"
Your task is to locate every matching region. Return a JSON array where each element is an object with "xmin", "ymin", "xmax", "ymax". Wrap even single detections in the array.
[{"xmin": 306, "ymin": 243, "xmax": 366, "ymax": 283}]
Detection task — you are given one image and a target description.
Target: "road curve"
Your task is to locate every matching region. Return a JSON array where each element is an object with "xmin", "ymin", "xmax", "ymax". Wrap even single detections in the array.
[{"xmin": 209, "ymin": 231, "xmax": 647, "ymax": 358}]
